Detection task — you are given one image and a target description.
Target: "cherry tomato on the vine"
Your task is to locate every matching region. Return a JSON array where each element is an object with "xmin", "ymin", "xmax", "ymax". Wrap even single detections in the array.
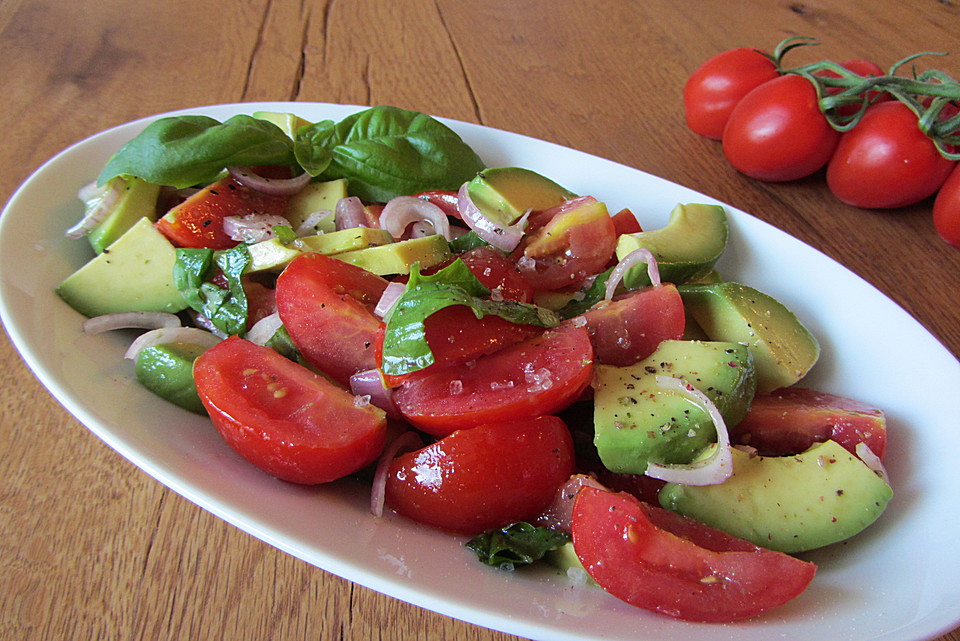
[
  {"xmin": 817, "ymin": 59, "xmax": 890, "ymax": 118},
  {"xmin": 722, "ymin": 74, "xmax": 840, "ymax": 182},
  {"xmin": 933, "ymin": 163, "xmax": 960, "ymax": 248},
  {"xmin": 827, "ymin": 101, "xmax": 956, "ymax": 209},
  {"xmin": 684, "ymin": 48, "xmax": 780, "ymax": 140}
]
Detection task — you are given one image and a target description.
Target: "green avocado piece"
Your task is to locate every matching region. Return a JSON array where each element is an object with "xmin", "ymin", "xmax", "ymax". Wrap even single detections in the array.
[
  {"xmin": 659, "ymin": 439, "xmax": 893, "ymax": 553},
  {"xmin": 284, "ymin": 178, "xmax": 348, "ymax": 235},
  {"xmin": 252, "ymin": 110, "xmax": 312, "ymax": 138},
  {"xmin": 86, "ymin": 176, "xmax": 162, "ymax": 254},
  {"xmin": 593, "ymin": 340, "xmax": 757, "ymax": 474},
  {"xmin": 57, "ymin": 217, "xmax": 189, "ymax": 317},
  {"xmin": 335, "ymin": 234, "xmax": 451, "ymax": 276},
  {"xmin": 135, "ymin": 343, "xmax": 207, "ymax": 414},
  {"xmin": 546, "ymin": 542, "xmax": 597, "ymax": 585},
  {"xmin": 615, "ymin": 203, "xmax": 728, "ymax": 288},
  {"xmin": 245, "ymin": 227, "xmax": 396, "ymax": 273},
  {"xmin": 679, "ymin": 282, "xmax": 820, "ymax": 394},
  {"xmin": 466, "ymin": 167, "xmax": 576, "ymax": 227}
]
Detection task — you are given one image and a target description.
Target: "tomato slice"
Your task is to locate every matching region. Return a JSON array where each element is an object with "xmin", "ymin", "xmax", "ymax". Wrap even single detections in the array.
[
  {"xmin": 156, "ymin": 175, "xmax": 290, "ymax": 249},
  {"xmin": 194, "ymin": 336, "xmax": 387, "ymax": 484},
  {"xmin": 572, "ymin": 487, "xmax": 816, "ymax": 622},
  {"xmin": 385, "ymin": 416, "xmax": 575, "ymax": 534},
  {"xmin": 578, "ymin": 284, "xmax": 686, "ymax": 366},
  {"xmin": 393, "ymin": 323, "xmax": 594, "ymax": 437},
  {"xmin": 460, "ymin": 245, "xmax": 534, "ymax": 303},
  {"xmin": 276, "ymin": 253, "xmax": 388, "ymax": 386},
  {"xmin": 730, "ymin": 387, "xmax": 887, "ymax": 459}
]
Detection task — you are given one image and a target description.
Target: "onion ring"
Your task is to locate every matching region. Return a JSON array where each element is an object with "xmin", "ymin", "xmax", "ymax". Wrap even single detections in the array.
[
  {"xmin": 456, "ymin": 183, "xmax": 527, "ymax": 252},
  {"xmin": 66, "ymin": 179, "xmax": 123, "ymax": 239},
  {"xmin": 227, "ymin": 165, "xmax": 311, "ymax": 196},
  {"xmin": 335, "ymin": 196, "xmax": 377, "ymax": 230},
  {"xmin": 605, "ymin": 247, "xmax": 661, "ymax": 300},
  {"xmin": 246, "ymin": 312, "xmax": 283, "ymax": 345},
  {"xmin": 123, "ymin": 327, "xmax": 222, "ymax": 361},
  {"xmin": 380, "ymin": 196, "xmax": 451, "ymax": 240},
  {"xmin": 370, "ymin": 430, "xmax": 424, "ymax": 517},
  {"xmin": 82, "ymin": 311, "xmax": 181, "ymax": 335}
]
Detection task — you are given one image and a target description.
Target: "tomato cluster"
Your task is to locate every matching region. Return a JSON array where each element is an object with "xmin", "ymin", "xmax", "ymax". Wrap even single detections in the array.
[{"xmin": 684, "ymin": 40, "xmax": 960, "ymax": 248}]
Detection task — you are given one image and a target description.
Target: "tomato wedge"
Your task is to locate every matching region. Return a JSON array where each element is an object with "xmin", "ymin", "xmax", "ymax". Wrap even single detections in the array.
[
  {"xmin": 572, "ymin": 487, "xmax": 816, "ymax": 623},
  {"xmin": 393, "ymin": 323, "xmax": 594, "ymax": 437},
  {"xmin": 276, "ymin": 253, "xmax": 388, "ymax": 387},
  {"xmin": 194, "ymin": 336, "xmax": 387, "ymax": 484},
  {"xmin": 156, "ymin": 175, "xmax": 290, "ymax": 249},
  {"xmin": 385, "ymin": 416, "xmax": 575, "ymax": 534}
]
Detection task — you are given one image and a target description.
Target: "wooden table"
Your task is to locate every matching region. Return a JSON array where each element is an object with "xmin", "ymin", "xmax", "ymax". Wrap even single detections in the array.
[{"xmin": 2, "ymin": 1, "xmax": 958, "ymax": 639}]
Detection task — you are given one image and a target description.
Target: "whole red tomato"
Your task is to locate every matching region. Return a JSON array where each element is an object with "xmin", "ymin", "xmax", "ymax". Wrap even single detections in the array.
[
  {"xmin": 827, "ymin": 101, "xmax": 956, "ymax": 209},
  {"xmin": 684, "ymin": 48, "xmax": 779, "ymax": 140},
  {"xmin": 933, "ymin": 163, "xmax": 960, "ymax": 248},
  {"xmin": 722, "ymin": 74, "xmax": 840, "ymax": 181}
]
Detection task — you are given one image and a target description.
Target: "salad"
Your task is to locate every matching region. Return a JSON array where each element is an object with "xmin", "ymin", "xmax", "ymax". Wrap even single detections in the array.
[{"xmin": 56, "ymin": 104, "xmax": 893, "ymax": 624}]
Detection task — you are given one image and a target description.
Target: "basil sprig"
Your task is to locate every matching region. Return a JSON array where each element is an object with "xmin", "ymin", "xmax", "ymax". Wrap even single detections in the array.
[
  {"xmin": 173, "ymin": 245, "xmax": 252, "ymax": 337},
  {"xmin": 99, "ymin": 106, "xmax": 485, "ymax": 202},
  {"xmin": 381, "ymin": 259, "xmax": 560, "ymax": 377},
  {"xmin": 466, "ymin": 522, "xmax": 571, "ymax": 570}
]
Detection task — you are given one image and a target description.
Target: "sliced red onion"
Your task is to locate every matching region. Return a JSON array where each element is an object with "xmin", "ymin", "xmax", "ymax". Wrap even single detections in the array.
[
  {"xmin": 380, "ymin": 196, "xmax": 451, "ymax": 241},
  {"xmin": 605, "ymin": 247, "xmax": 661, "ymax": 300},
  {"xmin": 534, "ymin": 473, "xmax": 608, "ymax": 533},
  {"xmin": 855, "ymin": 442, "xmax": 890, "ymax": 483},
  {"xmin": 227, "ymin": 165, "xmax": 311, "ymax": 196},
  {"xmin": 66, "ymin": 179, "xmax": 124, "ymax": 238},
  {"xmin": 82, "ymin": 311, "xmax": 181, "ymax": 335},
  {"xmin": 645, "ymin": 375, "xmax": 733, "ymax": 486},
  {"xmin": 335, "ymin": 196, "xmax": 378, "ymax": 230},
  {"xmin": 123, "ymin": 326, "xmax": 222, "ymax": 361},
  {"xmin": 350, "ymin": 368, "xmax": 403, "ymax": 419},
  {"xmin": 223, "ymin": 214, "xmax": 292, "ymax": 243},
  {"xmin": 246, "ymin": 312, "xmax": 283, "ymax": 345},
  {"xmin": 295, "ymin": 209, "xmax": 333, "ymax": 236},
  {"xmin": 456, "ymin": 183, "xmax": 528, "ymax": 253},
  {"xmin": 370, "ymin": 430, "xmax": 424, "ymax": 517},
  {"xmin": 374, "ymin": 281, "xmax": 407, "ymax": 319}
]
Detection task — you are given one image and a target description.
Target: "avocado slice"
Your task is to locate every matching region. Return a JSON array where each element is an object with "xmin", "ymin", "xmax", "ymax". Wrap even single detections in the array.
[
  {"xmin": 86, "ymin": 176, "xmax": 162, "ymax": 254},
  {"xmin": 245, "ymin": 227, "xmax": 396, "ymax": 273},
  {"xmin": 252, "ymin": 110, "xmax": 312, "ymax": 138},
  {"xmin": 285, "ymin": 178, "xmax": 348, "ymax": 235},
  {"xmin": 57, "ymin": 217, "xmax": 188, "ymax": 317},
  {"xmin": 466, "ymin": 167, "xmax": 576, "ymax": 227},
  {"xmin": 615, "ymin": 203, "xmax": 728, "ymax": 288},
  {"xmin": 659, "ymin": 439, "xmax": 893, "ymax": 553},
  {"xmin": 679, "ymin": 282, "xmax": 820, "ymax": 393},
  {"xmin": 135, "ymin": 342, "xmax": 207, "ymax": 414},
  {"xmin": 335, "ymin": 234, "xmax": 451, "ymax": 276},
  {"xmin": 593, "ymin": 339, "xmax": 757, "ymax": 474}
]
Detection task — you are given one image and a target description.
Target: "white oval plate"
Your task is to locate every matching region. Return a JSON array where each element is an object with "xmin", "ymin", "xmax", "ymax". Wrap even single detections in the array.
[{"xmin": 2, "ymin": 102, "xmax": 959, "ymax": 641}]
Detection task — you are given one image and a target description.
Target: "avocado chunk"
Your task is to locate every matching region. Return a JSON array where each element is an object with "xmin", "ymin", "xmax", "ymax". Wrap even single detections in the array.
[
  {"xmin": 135, "ymin": 342, "xmax": 207, "ymax": 414},
  {"xmin": 615, "ymin": 203, "xmax": 728, "ymax": 288},
  {"xmin": 245, "ymin": 227, "xmax": 396, "ymax": 273},
  {"xmin": 86, "ymin": 176, "xmax": 163, "ymax": 254},
  {"xmin": 57, "ymin": 217, "xmax": 189, "ymax": 317},
  {"xmin": 593, "ymin": 340, "xmax": 757, "ymax": 474},
  {"xmin": 335, "ymin": 234, "xmax": 451, "ymax": 276},
  {"xmin": 466, "ymin": 167, "xmax": 576, "ymax": 227},
  {"xmin": 284, "ymin": 178, "xmax": 348, "ymax": 235},
  {"xmin": 659, "ymin": 439, "xmax": 893, "ymax": 553},
  {"xmin": 679, "ymin": 282, "xmax": 820, "ymax": 393},
  {"xmin": 546, "ymin": 542, "xmax": 597, "ymax": 585},
  {"xmin": 252, "ymin": 110, "xmax": 311, "ymax": 138}
]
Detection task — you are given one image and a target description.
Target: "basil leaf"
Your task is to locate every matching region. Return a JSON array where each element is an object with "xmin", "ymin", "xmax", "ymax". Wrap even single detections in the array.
[
  {"xmin": 448, "ymin": 229, "xmax": 491, "ymax": 254},
  {"xmin": 381, "ymin": 260, "xmax": 560, "ymax": 376},
  {"xmin": 173, "ymin": 245, "xmax": 251, "ymax": 336},
  {"xmin": 466, "ymin": 522, "xmax": 570, "ymax": 570},
  {"xmin": 304, "ymin": 105, "xmax": 485, "ymax": 202},
  {"xmin": 98, "ymin": 115, "xmax": 296, "ymax": 188},
  {"xmin": 292, "ymin": 119, "xmax": 335, "ymax": 176},
  {"xmin": 557, "ymin": 267, "xmax": 614, "ymax": 319}
]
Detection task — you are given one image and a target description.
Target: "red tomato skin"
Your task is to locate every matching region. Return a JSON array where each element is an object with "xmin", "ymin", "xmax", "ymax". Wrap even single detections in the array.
[
  {"xmin": 460, "ymin": 245, "xmax": 535, "ymax": 303},
  {"xmin": 276, "ymin": 253, "xmax": 388, "ymax": 386},
  {"xmin": 611, "ymin": 208, "xmax": 643, "ymax": 236},
  {"xmin": 194, "ymin": 336, "xmax": 387, "ymax": 484},
  {"xmin": 731, "ymin": 387, "xmax": 887, "ymax": 459},
  {"xmin": 577, "ymin": 284, "xmax": 686, "ymax": 366},
  {"xmin": 933, "ymin": 163, "xmax": 960, "ymax": 248},
  {"xmin": 827, "ymin": 101, "xmax": 956, "ymax": 209},
  {"xmin": 156, "ymin": 176, "xmax": 290, "ymax": 249},
  {"xmin": 572, "ymin": 488, "xmax": 816, "ymax": 623},
  {"xmin": 414, "ymin": 189, "xmax": 461, "ymax": 218},
  {"xmin": 393, "ymin": 324, "xmax": 594, "ymax": 437},
  {"xmin": 385, "ymin": 416, "xmax": 575, "ymax": 534},
  {"xmin": 723, "ymin": 74, "xmax": 841, "ymax": 182},
  {"xmin": 684, "ymin": 48, "xmax": 780, "ymax": 140}
]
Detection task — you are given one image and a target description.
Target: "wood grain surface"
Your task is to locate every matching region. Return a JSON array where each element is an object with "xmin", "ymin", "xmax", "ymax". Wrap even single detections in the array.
[{"xmin": 1, "ymin": 1, "xmax": 958, "ymax": 640}]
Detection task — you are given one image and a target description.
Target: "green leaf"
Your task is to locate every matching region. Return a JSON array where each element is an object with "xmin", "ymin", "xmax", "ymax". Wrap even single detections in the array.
[
  {"xmin": 557, "ymin": 267, "xmax": 613, "ymax": 319},
  {"xmin": 98, "ymin": 115, "xmax": 296, "ymax": 188},
  {"xmin": 466, "ymin": 522, "xmax": 571, "ymax": 570},
  {"xmin": 173, "ymin": 245, "xmax": 251, "ymax": 336},
  {"xmin": 306, "ymin": 105, "xmax": 485, "ymax": 202},
  {"xmin": 381, "ymin": 260, "xmax": 560, "ymax": 376}
]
